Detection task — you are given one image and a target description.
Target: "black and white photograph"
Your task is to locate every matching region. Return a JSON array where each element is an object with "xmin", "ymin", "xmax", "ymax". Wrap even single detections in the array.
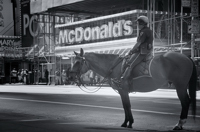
[{"xmin": 0, "ymin": 0, "xmax": 200, "ymax": 132}]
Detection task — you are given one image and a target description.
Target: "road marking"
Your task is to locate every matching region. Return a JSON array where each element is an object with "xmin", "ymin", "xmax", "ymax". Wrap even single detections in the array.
[
  {"xmin": 0, "ymin": 97, "xmax": 199, "ymax": 118},
  {"xmin": 57, "ymin": 122, "xmax": 116, "ymax": 125},
  {"xmin": 19, "ymin": 119, "xmax": 47, "ymax": 122},
  {"xmin": 57, "ymin": 122, "xmax": 91, "ymax": 125}
]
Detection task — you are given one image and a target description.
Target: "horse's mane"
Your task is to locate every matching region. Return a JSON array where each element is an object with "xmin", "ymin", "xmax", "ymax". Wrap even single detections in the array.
[
  {"xmin": 84, "ymin": 52, "xmax": 120, "ymax": 76},
  {"xmin": 84, "ymin": 52, "xmax": 119, "ymax": 61},
  {"xmin": 85, "ymin": 52, "xmax": 118, "ymax": 57}
]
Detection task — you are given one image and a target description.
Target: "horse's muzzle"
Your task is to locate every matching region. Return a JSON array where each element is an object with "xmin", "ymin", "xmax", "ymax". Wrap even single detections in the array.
[{"xmin": 68, "ymin": 71, "xmax": 78, "ymax": 81}]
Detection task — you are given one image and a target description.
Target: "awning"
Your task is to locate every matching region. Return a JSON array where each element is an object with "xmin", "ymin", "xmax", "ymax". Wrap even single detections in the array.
[
  {"xmin": 55, "ymin": 38, "xmax": 137, "ymax": 57},
  {"xmin": 0, "ymin": 35, "xmax": 21, "ymax": 38},
  {"xmin": 30, "ymin": 0, "xmax": 84, "ymax": 14},
  {"xmin": 30, "ymin": 0, "xmax": 141, "ymax": 15},
  {"xmin": 55, "ymin": 38, "xmax": 191, "ymax": 57}
]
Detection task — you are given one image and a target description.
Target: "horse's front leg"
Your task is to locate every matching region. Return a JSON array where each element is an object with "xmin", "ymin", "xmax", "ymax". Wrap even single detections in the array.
[{"xmin": 119, "ymin": 89, "xmax": 134, "ymax": 128}]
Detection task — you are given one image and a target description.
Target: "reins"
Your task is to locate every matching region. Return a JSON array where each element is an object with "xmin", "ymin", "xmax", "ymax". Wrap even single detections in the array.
[
  {"xmin": 70, "ymin": 56, "xmax": 102, "ymax": 93},
  {"xmin": 73, "ymin": 55, "xmax": 124, "ymax": 93}
]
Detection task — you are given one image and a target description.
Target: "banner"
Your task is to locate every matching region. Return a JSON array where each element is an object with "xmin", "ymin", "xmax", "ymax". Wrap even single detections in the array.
[
  {"xmin": 0, "ymin": 37, "xmax": 22, "ymax": 57},
  {"xmin": 182, "ymin": 0, "xmax": 191, "ymax": 7},
  {"xmin": 21, "ymin": 0, "xmax": 38, "ymax": 47},
  {"xmin": 191, "ymin": 0, "xmax": 199, "ymax": 16},
  {"xmin": 56, "ymin": 12, "xmax": 138, "ymax": 46},
  {"xmin": 0, "ymin": 0, "xmax": 14, "ymax": 36},
  {"xmin": 190, "ymin": 20, "xmax": 200, "ymax": 34}
]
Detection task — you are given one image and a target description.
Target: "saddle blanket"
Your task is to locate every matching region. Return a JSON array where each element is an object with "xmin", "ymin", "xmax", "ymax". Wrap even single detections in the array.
[{"xmin": 129, "ymin": 53, "xmax": 153, "ymax": 79}]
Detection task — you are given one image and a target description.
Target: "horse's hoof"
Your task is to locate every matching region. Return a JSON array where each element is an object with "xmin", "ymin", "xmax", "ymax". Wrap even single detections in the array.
[
  {"xmin": 173, "ymin": 126, "xmax": 183, "ymax": 130},
  {"xmin": 121, "ymin": 123, "xmax": 127, "ymax": 128}
]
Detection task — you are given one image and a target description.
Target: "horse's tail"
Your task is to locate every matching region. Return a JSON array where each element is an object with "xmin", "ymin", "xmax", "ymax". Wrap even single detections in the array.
[{"xmin": 189, "ymin": 59, "xmax": 197, "ymax": 119}]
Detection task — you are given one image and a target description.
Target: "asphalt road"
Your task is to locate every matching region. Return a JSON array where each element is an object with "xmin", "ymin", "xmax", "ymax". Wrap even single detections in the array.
[{"xmin": 0, "ymin": 84, "xmax": 200, "ymax": 132}]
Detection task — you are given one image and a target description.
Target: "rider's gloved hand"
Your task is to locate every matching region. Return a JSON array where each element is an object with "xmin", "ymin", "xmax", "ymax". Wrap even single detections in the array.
[
  {"xmin": 125, "ymin": 52, "xmax": 129, "ymax": 56},
  {"xmin": 128, "ymin": 50, "xmax": 133, "ymax": 55}
]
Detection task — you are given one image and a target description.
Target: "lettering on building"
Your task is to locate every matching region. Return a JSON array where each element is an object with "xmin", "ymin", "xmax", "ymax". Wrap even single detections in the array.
[
  {"xmin": 23, "ymin": 14, "xmax": 39, "ymax": 37},
  {"xmin": 58, "ymin": 20, "xmax": 133, "ymax": 44},
  {"xmin": 0, "ymin": 39, "xmax": 21, "ymax": 51}
]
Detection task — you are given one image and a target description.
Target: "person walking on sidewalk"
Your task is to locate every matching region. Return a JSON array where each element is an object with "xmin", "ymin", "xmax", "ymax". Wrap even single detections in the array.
[{"xmin": 45, "ymin": 69, "xmax": 49, "ymax": 85}]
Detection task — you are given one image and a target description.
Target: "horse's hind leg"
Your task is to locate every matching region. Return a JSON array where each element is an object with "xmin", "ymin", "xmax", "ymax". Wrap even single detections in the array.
[{"xmin": 173, "ymin": 83, "xmax": 190, "ymax": 130}]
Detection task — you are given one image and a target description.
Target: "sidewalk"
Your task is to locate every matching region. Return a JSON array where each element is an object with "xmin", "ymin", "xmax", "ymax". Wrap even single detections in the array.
[{"xmin": 0, "ymin": 84, "xmax": 200, "ymax": 99}]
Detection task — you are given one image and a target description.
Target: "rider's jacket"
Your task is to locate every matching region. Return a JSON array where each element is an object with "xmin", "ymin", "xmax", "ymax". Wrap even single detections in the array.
[{"xmin": 136, "ymin": 26, "xmax": 153, "ymax": 54}]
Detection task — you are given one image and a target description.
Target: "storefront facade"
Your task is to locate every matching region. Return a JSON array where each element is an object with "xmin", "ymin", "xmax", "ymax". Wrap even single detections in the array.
[{"xmin": 0, "ymin": 0, "xmax": 23, "ymax": 83}]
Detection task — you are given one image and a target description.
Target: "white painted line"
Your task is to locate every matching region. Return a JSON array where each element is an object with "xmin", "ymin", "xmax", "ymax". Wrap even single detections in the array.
[
  {"xmin": 19, "ymin": 119, "xmax": 47, "ymax": 122},
  {"xmin": 58, "ymin": 122, "xmax": 80, "ymax": 124},
  {"xmin": 57, "ymin": 122, "xmax": 116, "ymax": 126},
  {"xmin": 58, "ymin": 122, "xmax": 88, "ymax": 125},
  {"xmin": 0, "ymin": 97, "xmax": 199, "ymax": 118}
]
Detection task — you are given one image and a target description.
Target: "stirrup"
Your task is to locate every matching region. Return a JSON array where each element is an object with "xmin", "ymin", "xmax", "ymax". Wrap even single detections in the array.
[
  {"xmin": 112, "ymin": 78, "xmax": 121, "ymax": 85},
  {"xmin": 111, "ymin": 78, "xmax": 122, "ymax": 89}
]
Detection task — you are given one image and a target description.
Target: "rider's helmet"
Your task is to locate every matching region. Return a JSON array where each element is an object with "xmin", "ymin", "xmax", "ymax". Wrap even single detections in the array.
[{"xmin": 136, "ymin": 16, "xmax": 149, "ymax": 25}]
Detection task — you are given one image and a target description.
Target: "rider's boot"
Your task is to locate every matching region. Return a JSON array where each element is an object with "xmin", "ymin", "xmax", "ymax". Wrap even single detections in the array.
[{"xmin": 120, "ymin": 67, "xmax": 132, "ymax": 89}]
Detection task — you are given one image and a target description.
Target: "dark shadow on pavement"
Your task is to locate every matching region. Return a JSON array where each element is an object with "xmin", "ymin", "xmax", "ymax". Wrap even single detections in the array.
[{"xmin": 85, "ymin": 126, "xmax": 200, "ymax": 132}]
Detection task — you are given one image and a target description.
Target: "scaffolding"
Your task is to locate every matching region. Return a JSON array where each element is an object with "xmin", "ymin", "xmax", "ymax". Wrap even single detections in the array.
[{"xmin": 27, "ymin": 13, "xmax": 80, "ymax": 84}]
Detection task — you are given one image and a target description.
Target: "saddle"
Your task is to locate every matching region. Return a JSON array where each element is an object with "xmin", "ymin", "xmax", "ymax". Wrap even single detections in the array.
[{"xmin": 124, "ymin": 52, "xmax": 153, "ymax": 79}]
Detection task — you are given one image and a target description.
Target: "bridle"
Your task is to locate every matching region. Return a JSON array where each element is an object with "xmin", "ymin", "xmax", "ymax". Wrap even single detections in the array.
[
  {"xmin": 71, "ymin": 54, "xmax": 124, "ymax": 93},
  {"xmin": 71, "ymin": 55, "xmax": 108, "ymax": 93},
  {"xmin": 70, "ymin": 55, "xmax": 89, "ymax": 87}
]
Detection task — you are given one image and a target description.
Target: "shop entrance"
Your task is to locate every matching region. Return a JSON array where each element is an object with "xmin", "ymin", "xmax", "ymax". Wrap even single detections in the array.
[{"xmin": 4, "ymin": 61, "xmax": 19, "ymax": 83}]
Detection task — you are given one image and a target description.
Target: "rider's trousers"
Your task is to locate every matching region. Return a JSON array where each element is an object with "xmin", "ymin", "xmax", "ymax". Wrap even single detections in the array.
[{"xmin": 121, "ymin": 52, "xmax": 146, "ymax": 80}]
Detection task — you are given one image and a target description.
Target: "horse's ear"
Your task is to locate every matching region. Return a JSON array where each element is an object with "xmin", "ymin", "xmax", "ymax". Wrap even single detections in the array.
[
  {"xmin": 74, "ymin": 51, "xmax": 78, "ymax": 56},
  {"xmin": 80, "ymin": 48, "xmax": 84, "ymax": 56}
]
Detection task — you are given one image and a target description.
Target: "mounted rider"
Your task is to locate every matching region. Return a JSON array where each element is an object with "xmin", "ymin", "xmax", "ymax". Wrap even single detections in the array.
[{"xmin": 118, "ymin": 15, "xmax": 153, "ymax": 89}]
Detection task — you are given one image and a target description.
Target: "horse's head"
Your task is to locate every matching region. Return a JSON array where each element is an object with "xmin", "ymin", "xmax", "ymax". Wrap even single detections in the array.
[{"xmin": 69, "ymin": 48, "xmax": 89, "ymax": 82}]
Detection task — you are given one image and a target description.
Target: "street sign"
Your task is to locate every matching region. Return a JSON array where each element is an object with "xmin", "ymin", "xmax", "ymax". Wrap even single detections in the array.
[
  {"xmin": 195, "ymin": 38, "xmax": 200, "ymax": 42},
  {"xmin": 182, "ymin": 0, "xmax": 190, "ymax": 7},
  {"xmin": 191, "ymin": 20, "xmax": 200, "ymax": 34},
  {"xmin": 191, "ymin": 0, "xmax": 199, "ymax": 16},
  {"xmin": 191, "ymin": 6, "xmax": 199, "ymax": 16}
]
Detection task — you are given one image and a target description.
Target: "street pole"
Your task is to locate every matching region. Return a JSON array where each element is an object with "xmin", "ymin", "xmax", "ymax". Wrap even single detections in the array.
[
  {"xmin": 190, "ymin": 0, "xmax": 199, "ymax": 60},
  {"xmin": 152, "ymin": 0, "xmax": 155, "ymax": 56},
  {"xmin": 191, "ymin": 16, "xmax": 195, "ymax": 60},
  {"xmin": 180, "ymin": 5, "xmax": 183, "ymax": 54}
]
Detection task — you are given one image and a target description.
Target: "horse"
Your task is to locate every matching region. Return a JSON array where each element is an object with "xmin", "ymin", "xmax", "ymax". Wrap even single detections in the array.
[{"xmin": 69, "ymin": 48, "xmax": 197, "ymax": 130}]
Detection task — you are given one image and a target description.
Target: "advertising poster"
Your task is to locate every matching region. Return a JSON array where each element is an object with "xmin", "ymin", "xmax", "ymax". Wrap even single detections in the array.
[
  {"xmin": 0, "ymin": 37, "xmax": 22, "ymax": 58},
  {"xmin": 0, "ymin": 0, "xmax": 14, "ymax": 36},
  {"xmin": 21, "ymin": 0, "xmax": 38, "ymax": 47}
]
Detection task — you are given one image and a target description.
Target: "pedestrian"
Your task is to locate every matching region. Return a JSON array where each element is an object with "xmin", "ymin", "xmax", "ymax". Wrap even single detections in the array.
[
  {"xmin": 89, "ymin": 70, "xmax": 95, "ymax": 86},
  {"xmin": 66, "ymin": 67, "xmax": 71, "ymax": 84},
  {"xmin": 23, "ymin": 70, "xmax": 26, "ymax": 84},
  {"xmin": 61, "ymin": 69, "xmax": 67, "ymax": 85},
  {"xmin": 37, "ymin": 70, "xmax": 41, "ymax": 84},
  {"xmin": 21, "ymin": 69, "xmax": 24, "ymax": 84},
  {"xmin": 29, "ymin": 69, "xmax": 34, "ymax": 84},
  {"xmin": 17, "ymin": 69, "xmax": 22, "ymax": 83},
  {"xmin": 45, "ymin": 69, "xmax": 49, "ymax": 85},
  {"xmin": 24, "ymin": 69, "xmax": 28, "ymax": 84},
  {"xmin": 55, "ymin": 70, "xmax": 61, "ymax": 85},
  {"xmin": 34, "ymin": 70, "xmax": 38, "ymax": 84},
  {"xmin": 10, "ymin": 68, "xmax": 17, "ymax": 84}
]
